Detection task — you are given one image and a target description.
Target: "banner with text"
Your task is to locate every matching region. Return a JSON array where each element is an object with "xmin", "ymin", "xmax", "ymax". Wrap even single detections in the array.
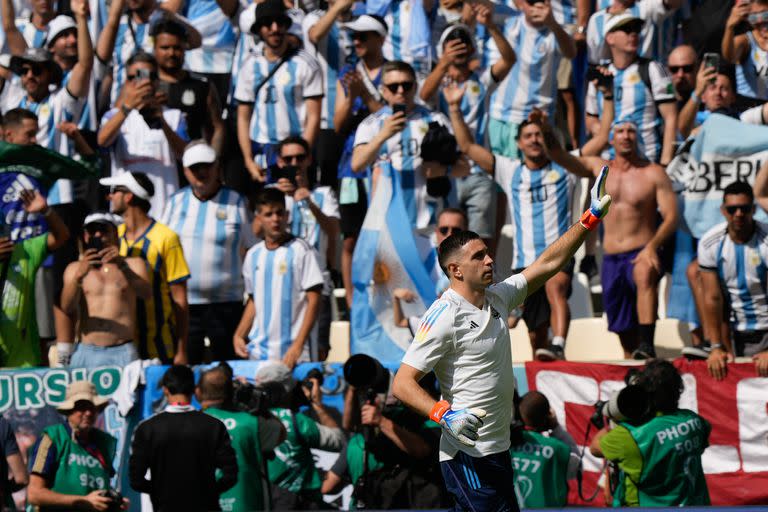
[{"xmin": 526, "ymin": 359, "xmax": 768, "ymax": 506}]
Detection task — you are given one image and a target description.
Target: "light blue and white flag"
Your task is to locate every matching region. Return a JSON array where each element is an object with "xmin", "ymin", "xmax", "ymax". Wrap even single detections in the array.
[
  {"xmin": 351, "ymin": 162, "xmax": 437, "ymax": 364},
  {"xmin": 666, "ymin": 114, "xmax": 768, "ymax": 323},
  {"xmin": 667, "ymin": 113, "xmax": 768, "ymax": 239}
]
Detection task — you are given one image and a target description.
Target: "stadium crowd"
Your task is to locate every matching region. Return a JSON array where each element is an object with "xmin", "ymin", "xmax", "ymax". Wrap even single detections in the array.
[{"xmin": 0, "ymin": 0, "xmax": 767, "ymax": 508}]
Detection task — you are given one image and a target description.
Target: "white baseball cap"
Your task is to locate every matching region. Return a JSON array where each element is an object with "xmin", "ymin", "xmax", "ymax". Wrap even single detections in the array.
[
  {"xmin": 46, "ymin": 15, "xmax": 77, "ymax": 47},
  {"xmin": 83, "ymin": 212, "xmax": 123, "ymax": 227},
  {"xmin": 603, "ymin": 12, "xmax": 642, "ymax": 35},
  {"xmin": 342, "ymin": 15, "xmax": 388, "ymax": 37},
  {"xmin": 99, "ymin": 172, "xmax": 153, "ymax": 200},
  {"xmin": 182, "ymin": 142, "xmax": 217, "ymax": 168}
]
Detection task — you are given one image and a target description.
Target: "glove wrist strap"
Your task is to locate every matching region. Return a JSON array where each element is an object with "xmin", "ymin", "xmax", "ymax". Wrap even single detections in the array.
[
  {"xmin": 580, "ymin": 210, "xmax": 601, "ymax": 231},
  {"xmin": 429, "ymin": 400, "xmax": 451, "ymax": 423}
]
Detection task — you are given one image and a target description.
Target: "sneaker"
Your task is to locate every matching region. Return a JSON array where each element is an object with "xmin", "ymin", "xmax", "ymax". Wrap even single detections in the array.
[
  {"xmin": 632, "ymin": 344, "xmax": 657, "ymax": 360},
  {"xmin": 682, "ymin": 344, "xmax": 711, "ymax": 360},
  {"xmin": 579, "ymin": 255, "xmax": 599, "ymax": 280},
  {"xmin": 535, "ymin": 345, "xmax": 565, "ymax": 362}
]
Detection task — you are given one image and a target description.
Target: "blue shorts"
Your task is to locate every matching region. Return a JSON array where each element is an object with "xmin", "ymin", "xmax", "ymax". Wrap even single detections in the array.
[
  {"xmin": 602, "ymin": 248, "xmax": 642, "ymax": 334},
  {"xmin": 70, "ymin": 342, "xmax": 139, "ymax": 368},
  {"xmin": 440, "ymin": 451, "xmax": 520, "ymax": 512}
]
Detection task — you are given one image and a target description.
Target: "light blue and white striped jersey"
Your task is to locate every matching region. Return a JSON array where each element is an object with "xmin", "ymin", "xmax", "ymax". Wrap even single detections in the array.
[
  {"xmin": 437, "ymin": 67, "xmax": 496, "ymax": 148},
  {"xmin": 109, "ymin": 14, "xmax": 154, "ymax": 102},
  {"xmin": 354, "ymin": 105, "xmax": 451, "ymax": 230},
  {"xmin": 227, "ymin": 3, "xmax": 258, "ymax": 110},
  {"xmin": 242, "ymin": 237, "xmax": 325, "ymax": 361},
  {"xmin": 586, "ymin": 0, "xmax": 671, "ymax": 64},
  {"xmin": 285, "ymin": 186, "xmax": 339, "ymax": 270},
  {"xmin": 698, "ymin": 221, "xmax": 768, "ymax": 332},
  {"xmin": 488, "ymin": 12, "xmax": 562, "ymax": 124},
  {"xmin": 584, "ymin": 59, "xmax": 674, "ymax": 163},
  {"xmin": 234, "ymin": 48, "xmax": 323, "ymax": 144},
  {"xmin": 379, "ymin": 0, "xmax": 430, "ymax": 77},
  {"xmin": 550, "ymin": 0, "xmax": 576, "ymax": 27},
  {"xmin": 161, "ymin": 186, "xmax": 256, "ymax": 304},
  {"xmin": 736, "ymin": 31, "xmax": 768, "ymax": 101},
  {"xmin": 302, "ymin": 10, "xmax": 355, "ymax": 130},
  {"xmin": 15, "ymin": 17, "xmax": 48, "ymax": 48},
  {"xmin": 495, "ymin": 156, "xmax": 576, "ymax": 269},
  {"xmin": 0, "ymin": 81, "xmax": 84, "ymax": 204},
  {"xmin": 62, "ymin": 67, "xmax": 99, "ymax": 132},
  {"xmin": 173, "ymin": 0, "xmax": 237, "ymax": 74}
]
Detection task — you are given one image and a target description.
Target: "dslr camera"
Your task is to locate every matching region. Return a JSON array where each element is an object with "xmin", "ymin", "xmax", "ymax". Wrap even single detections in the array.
[
  {"xmin": 100, "ymin": 489, "xmax": 124, "ymax": 512},
  {"xmin": 591, "ymin": 369, "xmax": 650, "ymax": 429}
]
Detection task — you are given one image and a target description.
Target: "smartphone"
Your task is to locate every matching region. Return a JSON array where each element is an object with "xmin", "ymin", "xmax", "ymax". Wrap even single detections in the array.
[
  {"xmin": 135, "ymin": 68, "xmax": 153, "ymax": 82},
  {"xmin": 703, "ymin": 53, "xmax": 719, "ymax": 83},
  {"xmin": 85, "ymin": 237, "xmax": 104, "ymax": 253},
  {"xmin": 586, "ymin": 65, "xmax": 614, "ymax": 91},
  {"xmin": 393, "ymin": 103, "xmax": 407, "ymax": 115}
]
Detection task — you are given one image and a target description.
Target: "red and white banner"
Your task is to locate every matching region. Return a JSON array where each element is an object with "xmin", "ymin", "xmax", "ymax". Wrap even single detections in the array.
[{"xmin": 525, "ymin": 359, "xmax": 768, "ymax": 506}]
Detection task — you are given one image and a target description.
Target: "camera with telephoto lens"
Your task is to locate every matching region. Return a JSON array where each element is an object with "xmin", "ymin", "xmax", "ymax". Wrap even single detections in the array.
[
  {"xmin": 231, "ymin": 379, "xmax": 284, "ymax": 416},
  {"xmin": 591, "ymin": 369, "xmax": 650, "ymax": 429},
  {"xmin": 344, "ymin": 354, "xmax": 390, "ymax": 400},
  {"xmin": 100, "ymin": 489, "xmax": 123, "ymax": 512}
]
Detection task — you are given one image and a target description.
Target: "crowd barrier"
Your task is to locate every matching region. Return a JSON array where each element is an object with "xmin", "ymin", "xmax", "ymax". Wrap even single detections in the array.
[{"xmin": 0, "ymin": 360, "xmax": 764, "ymax": 509}]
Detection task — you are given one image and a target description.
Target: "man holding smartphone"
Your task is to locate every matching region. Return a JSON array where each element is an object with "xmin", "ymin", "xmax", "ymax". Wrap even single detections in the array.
[
  {"xmin": 59, "ymin": 213, "xmax": 151, "ymax": 368},
  {"xmin": 352, "ymin": 60, "xmax": 468, "ymax": 233}
]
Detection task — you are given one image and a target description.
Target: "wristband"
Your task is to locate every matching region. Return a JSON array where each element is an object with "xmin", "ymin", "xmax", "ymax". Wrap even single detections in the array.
[
  {"xmin": 579, "ymin": 209, "xmax": 601, "ymax": 231},
  {"xmin": 710, "ymin": 343, "xmax": 724, "ymax": 351},
  {"xmin": 690, "ymin": 91, "xmax": 699, "ymax": 104},
  {"xmin": 603, "ymin": 95, "xmax": 614, "ymax": 100},
  {"xmin": 429, "ymin": 400, "xmax": 451, "ymax": 423}
]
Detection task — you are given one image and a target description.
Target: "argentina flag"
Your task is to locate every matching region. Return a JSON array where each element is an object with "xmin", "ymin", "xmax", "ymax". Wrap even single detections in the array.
[{"xmin": 351, "ymin": 162, "xmax": 437, "ymax": 363}]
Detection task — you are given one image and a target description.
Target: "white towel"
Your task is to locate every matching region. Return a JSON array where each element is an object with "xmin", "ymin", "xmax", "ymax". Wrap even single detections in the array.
[{"xmin": 111, "ymin": 358, "xmax": 161, "ymax": 417}]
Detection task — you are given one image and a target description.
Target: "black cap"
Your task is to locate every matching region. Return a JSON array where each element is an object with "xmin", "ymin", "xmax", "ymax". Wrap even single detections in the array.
[{"xmin": 251, "ymin": 0, "xmax": 291, "ymax": 33}]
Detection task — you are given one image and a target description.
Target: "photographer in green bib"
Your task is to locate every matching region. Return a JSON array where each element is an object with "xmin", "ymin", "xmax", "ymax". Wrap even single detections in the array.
[
  {"xmin": 197, "ymin": 364, "xmax": 286, "ymax": 512},
  {"xmin": 27, "ymin": 381, "xmax": 127, "ymax": 511},
  {"xmin": 509, "ymin": 391, "xmax": 580, "ymax": 508},
  {"xmin": 590, "ymin": 360, "xmax": 711, "ymax": 507}
]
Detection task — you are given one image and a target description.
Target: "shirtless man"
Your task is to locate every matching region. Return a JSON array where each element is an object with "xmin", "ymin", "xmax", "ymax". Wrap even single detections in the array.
[
  {"xmin": 544, "ymin": 118, "xmax": 678, "ymax": 359},
  {"xmin": 60, "ymin": 213, "xmax": 151, "ymax": 367}
]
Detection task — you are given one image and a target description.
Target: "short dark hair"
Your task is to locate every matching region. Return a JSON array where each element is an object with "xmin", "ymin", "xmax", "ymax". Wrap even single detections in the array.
[
  {"xmin": 278, "ymin": 135, "xmax": 310, "ymax": 156},
  {"xmin": 161, "ymin": 365, "xmax": 195, "ymax": 396},
  {"xmin": 638, "ymin": 360, "xmax": 683, "ymax": 414},
  {"xmin": 2, "ymin": 108, "xmax": 37, "ymax": 129},
  {"xmin": 256, "ymin": 187, "xmax": 286, "ymax": 211},
  {"xmin": 515, "ymin": 119, "xmax": 538, "ymax": 140},
  {"xmin": 723, "ymin": 181, "xmax": 753, "ymax": 203},
  {"xmin": 438, "ymin": 207, "xmax": 468, "ymax": 228},
  {"xmin": 198, "ymin": 366, "xmax": 233, "ymax": 403},
  {"xmin": 127, "ymin": 172, "xmax": 155, "ymax": 213},
  {"xmin": 126, "ymin": 51, "xmax": 158, "ymax": 70},
  {"xmin": 519, "ymin": 391, "xmax": 551, "ymax": 431},
  {"xmin": 437, "ymin": 230, "xmax": 481, "ymax": 275},
  {"xmin": 382, "ymin": 60, "xmax": 416, "ymax": 82},
  {"xmin": 151, "ymin": 18, "xmax": 187, "ymax": 39}
]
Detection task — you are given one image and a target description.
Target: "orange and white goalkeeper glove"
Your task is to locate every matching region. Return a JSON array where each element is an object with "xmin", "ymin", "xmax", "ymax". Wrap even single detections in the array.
[{"xmin": 580, "ymin": 165, "xmax": 612, "ymax": 230}]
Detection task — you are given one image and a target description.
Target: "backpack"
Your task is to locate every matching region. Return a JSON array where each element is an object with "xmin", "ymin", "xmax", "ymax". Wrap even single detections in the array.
[{"xmin": 352, "ymin": 462, "xmax": 448, "ymax": 510}]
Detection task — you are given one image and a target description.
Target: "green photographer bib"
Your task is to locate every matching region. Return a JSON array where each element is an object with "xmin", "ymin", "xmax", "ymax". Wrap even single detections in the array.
[
  {"xmin": 206, "ymin": 408, "xmax": 265, "ymax": 512},
  {"xmin": 509, "ymin": 431, "xmax": 571, "ymax": 507},
  {"xmin": 29, "ymin": 424, "xmax": 116, "ymax": 512},
  {"xmin": 614, "ymin": 409, "xmax": 711, "ymax": 507}
]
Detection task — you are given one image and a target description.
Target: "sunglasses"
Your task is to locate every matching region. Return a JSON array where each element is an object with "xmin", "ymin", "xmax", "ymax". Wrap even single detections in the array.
[
  {"xmin": 724, "ymin": 204, "xmax": 752, "ymax": 215},
  {"xmin": 281, "ymin": 153, "xmax": 307, "ymax": 164},
  {"xmin": 615, "ymin": 23, "xmax": 642, "ymax": 34},
  {"xmin": 438, "ymin": 226, "xmax": 463, "ymax": 236},
  {"xmin": 85, "ymin": 223, "xmax": 111, "ymax": 235},
  {"xmin": 109, "ymin": 186, "xmax": 131, "ymax": 195},
  {"xmin": 668, "ymin": 64, "xmax": 694, "ymax": 74},
  {"xmin": 21, "ymin": 64, "xmax": 44, "ymax": 76},
  {"xmin": 257, "ymin": 16, "xmax": 292, "ymax": 29},
  {"xmin": 352, "ymin": 31, "xmax": 373, "ymax": 42},
  {"xmin": 383, "ymin": 81, "xmax": 415, "ymax": 93}
]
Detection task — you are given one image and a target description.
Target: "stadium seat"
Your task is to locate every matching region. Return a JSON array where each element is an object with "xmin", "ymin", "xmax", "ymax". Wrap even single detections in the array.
[
  {"xmin": 327, "ymin": 321, "xmax": 350, "ymax": 363},
  {"xmin": 495, "ymin": 224, "xmax": 515, "ymax": 281},
  {"xmin": 565, "ymin": 317, "xmax": 625, "ymax": 361},
  {"xmin": 655, "ymin": 318, "xmax": 691, "ymax": 358},
  {"xmin": 510, "ymin": 323, "xmax": 533, "ymax": 363},
  {"xmin": 569, "ymin": 272, "xmax": 594, "ymax": 319}
]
